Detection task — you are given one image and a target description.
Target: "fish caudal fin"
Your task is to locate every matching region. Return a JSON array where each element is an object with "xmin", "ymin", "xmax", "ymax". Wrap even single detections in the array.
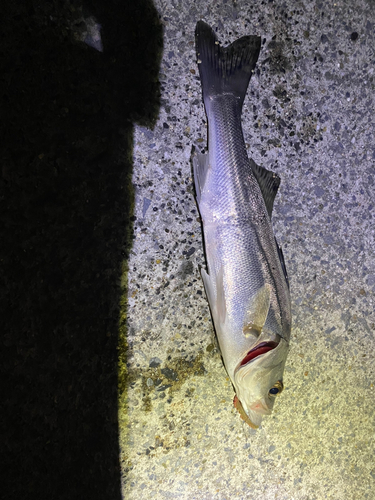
[{"xmin": 195, "ymin": 20, "xmax": 261, "ymax": 111}]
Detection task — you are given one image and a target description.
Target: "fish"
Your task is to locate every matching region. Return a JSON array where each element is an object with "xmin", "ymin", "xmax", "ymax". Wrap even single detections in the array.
[{"xmin": 193, "ymin": 21, "xmax": 291, "ymax": 429}]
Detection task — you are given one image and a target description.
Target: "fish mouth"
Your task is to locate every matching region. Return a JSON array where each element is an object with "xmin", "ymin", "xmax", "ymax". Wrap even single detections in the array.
[
  {"xmin": 233, "ymin": 395, "xmax": 259, "ymax": 429},
  {"xmin": 238, "ymin": 341, "xmax": 279, "ymax": 368}
]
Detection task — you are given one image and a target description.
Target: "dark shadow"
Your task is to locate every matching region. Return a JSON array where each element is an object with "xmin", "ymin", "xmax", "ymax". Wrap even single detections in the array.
[{"xmin": 1, "ymin": 1, "xmax": 162, "ymax": 498}]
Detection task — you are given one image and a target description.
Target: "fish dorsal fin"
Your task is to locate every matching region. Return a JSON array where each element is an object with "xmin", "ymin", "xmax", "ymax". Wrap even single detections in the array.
[
  {"xmin": 275, "ymin": 237, "xmax": 289, "ymax": 289},
  {"xmin": 249, "ymin": 159, "xmax": 280, "ymax": 218},
  {"xmin": 192, "ymin": 147, "xmax": 209, "ymax": 204},
  {"xmin": 242, "ymin": 284, "xmax": 271, "ymax": 337}
]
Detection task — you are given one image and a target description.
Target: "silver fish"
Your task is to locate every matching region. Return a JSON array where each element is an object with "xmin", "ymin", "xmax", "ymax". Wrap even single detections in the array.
[{"xmin": 193, "ymin": 21, "xmax": 291, "ymax": 428}]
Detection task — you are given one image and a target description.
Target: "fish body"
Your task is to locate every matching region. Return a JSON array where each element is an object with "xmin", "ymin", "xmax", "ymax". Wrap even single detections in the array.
[{"xmin": 194, "ymin": 21, "xmax": 291, "ymax": 428}]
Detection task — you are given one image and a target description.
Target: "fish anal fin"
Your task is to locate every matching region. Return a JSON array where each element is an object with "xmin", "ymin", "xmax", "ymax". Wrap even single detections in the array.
[
  {"xmin": 192, "ymin": 147, "xmax": 209, "ymax": 204},
  {"xmin": 242, "ymin": 284, "xmax": 271, "ymax": 337}
]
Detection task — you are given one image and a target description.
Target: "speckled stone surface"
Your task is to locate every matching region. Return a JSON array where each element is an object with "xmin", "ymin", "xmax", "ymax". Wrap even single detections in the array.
[{"xmin": 120, "ymin": 0, "xmax": 375, "ymax": 498}]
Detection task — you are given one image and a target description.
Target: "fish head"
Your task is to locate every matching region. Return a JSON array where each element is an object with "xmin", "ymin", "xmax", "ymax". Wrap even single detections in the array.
[{"xmin": 233, "ymin": 337, "xmax": 289, "ymax": 428}]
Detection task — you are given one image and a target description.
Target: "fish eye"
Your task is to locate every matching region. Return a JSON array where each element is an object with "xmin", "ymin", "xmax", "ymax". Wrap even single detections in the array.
[{"xmin": 269, "ymin": 380, "xmax": 284, "ymax": 397}]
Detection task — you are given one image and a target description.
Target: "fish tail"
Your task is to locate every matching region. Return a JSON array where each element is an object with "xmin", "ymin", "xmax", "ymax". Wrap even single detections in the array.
[{"xmin": 195, "ymin": 20, "xmax": 261, "ymax": 111}]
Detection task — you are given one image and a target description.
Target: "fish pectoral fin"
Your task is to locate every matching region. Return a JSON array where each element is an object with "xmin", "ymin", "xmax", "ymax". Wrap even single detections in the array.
[
  {"xmin": 216, "ymin": 266, "xmax": 226, "ymax": 324},
  {"xmin": 192, "ymin": 148, "xmax": 209, "ymax": 204},
  {"xmin": 201, "ymin": 266, "xmax": 227, "ymax": 325},
  {"xmin": 243, "ymin": 284, "xmax": 271, "ymax": 337}
]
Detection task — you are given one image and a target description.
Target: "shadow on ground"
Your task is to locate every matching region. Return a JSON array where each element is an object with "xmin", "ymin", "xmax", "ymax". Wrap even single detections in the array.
[{"xmin": 1, "ymin": 1, "xmax": 162, "ymax": 498}]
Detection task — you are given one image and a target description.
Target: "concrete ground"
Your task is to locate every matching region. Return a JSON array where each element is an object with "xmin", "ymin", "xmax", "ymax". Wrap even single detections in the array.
[{"xmin": 120, "ymin": 0, "xmax": 375, "ymax": 498}]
